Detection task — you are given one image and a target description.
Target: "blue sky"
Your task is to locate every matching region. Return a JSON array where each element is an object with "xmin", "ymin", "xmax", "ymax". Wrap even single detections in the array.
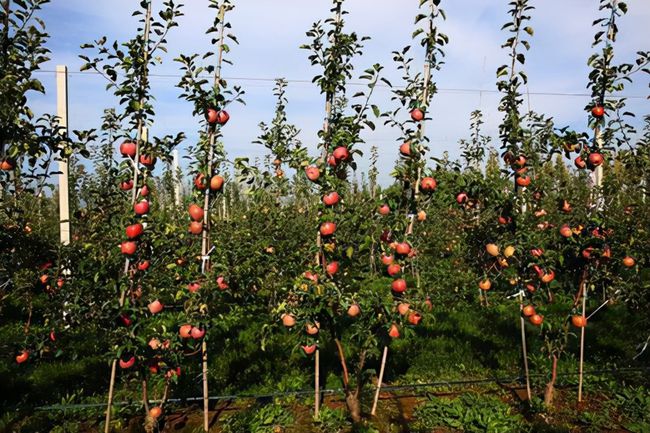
[{"xmin": 29, "ymin": 0, "xmax": 650, "ymax": 186}]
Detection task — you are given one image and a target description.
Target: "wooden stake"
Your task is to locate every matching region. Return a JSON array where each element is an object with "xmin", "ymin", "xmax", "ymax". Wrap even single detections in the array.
[
  {"xmin": 518, "ymin": 292, "xmax": 532, "ymax": 401},
  {"xmin": 104, "ymin": 4, "xmax": 152, "ymax": 432},
  {"xmin": 371, "ymin": 346, "xmax": 388, "ymax": 416},
  {"xmin": 172, "ymin": 148, "xmax": 181, "ymax": 206},
  {"xmin": 314, "ymin": 348, "xmax": 320, "ymax": 419},
  {"xmin": 578, "ymin": 285, "xmax": 587, "ymax": 402},
  {"xmin": 56, "ymin": 65, "xmax": 70, "ymax": 246}
]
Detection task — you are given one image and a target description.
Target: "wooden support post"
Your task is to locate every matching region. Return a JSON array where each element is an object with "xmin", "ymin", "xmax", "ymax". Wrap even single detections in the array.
[
  {"xmin": 56, "ymin": 65, "xmax": 70, "ymax": 246},
  {"xmin": 519, "ymin": 292, "xmax": 532, "ymax": 401},
  {"xmin": 578, "ymin": 285, "xmax": 588, "ymax": 402},
  {"xmin": 371, "ymin": 346, "xmax": 388, "ymax": 416},
  {"xmin": 172, "ymin": 148, "xmax": 181, "ymax": 206},
  {"xmin": 314, "ymin": 348, "xmax": 320, "ymax": 419}
]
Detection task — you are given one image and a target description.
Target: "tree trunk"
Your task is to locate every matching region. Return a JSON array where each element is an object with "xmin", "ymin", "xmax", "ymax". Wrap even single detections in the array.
[
  {"xmin": 544, "ymin": 354, "xmax": 558, "ymax": 407},
  {"xmin": 345, "ymin": 391, "xmax": 362, "ymax": 423}
]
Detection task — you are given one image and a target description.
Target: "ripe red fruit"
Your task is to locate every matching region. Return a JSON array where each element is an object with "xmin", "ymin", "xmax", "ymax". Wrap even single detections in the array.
[
  {"xmin": 189, "ymin": 221, "xmax": 203, "ymax": 235},
  {"xmin": 456, "ymin": 192, "xmax": 468, "ymax": 204},
  {"xmin": 134, "ymin": 200, "xmax": 150, "ymax": 215},
  {"xmin": 410, "ymin": 108, "xmax": 424, "ymax": 121},
  {"xmin": 571, "ymin": 315, "xmax": 587, "ymax": 328},
  {"xmin": 522, "ymin": 305, "xmax": 536, "ymax": 317},
  {"xmin": 388, "ymin": 324, "xmax": 400, "ymax": 339},
  {"xmin": 305, "ymin": 165, "xmax": 320, "ymax": 182},
  {"xmin": 119, "ymin": 141, "xmax": 137, "ymax": 158},
  {"xmin": 591, "ymin": 105, "xmax": 605, "ymax": 118},
  {"xmin": 541, "ymin": 270, "xmax": 555, "ymax": 284},
  {"xmin": 216, "ymin": 276, "xmax": 229, "ymax": 290},
  {"xmin": 387, "ymin": 264, "xmax": 401, "ymax": 276},
  {"xmin": 420, "ymin": 177, "xmax": 437, "ymax": 192},
  {"xmin": 215, "ymin": 110, "xmax": 230, "ymax": 125},
  {"xmin": 140, "ymin": 185, "xmax": 150, "ymax": 197},
  {"xmin": 395, "ymin": 242, "xmax": 411, "ymax": 256},
  {"xmin": 194, "ymin": 174, "xmax": 207, "ymax": 190},
  {"xmin": 119, "ymin": 314, "xmax": 132, "ymax": 327},
  {"xmin": 282, "ymin": 314, "xmax": 296, "ymax": 327},
  {"xmin": 378, "ymin": 204, "xmax": 390, "ymax": 215},
  {"xmin": 137, "ymin": 260, "xmax": 150, "ymax": 271},
  {"xmin": 148, "ymin": 300, "xmax": 163, "ymax": 314},
  {"xmin": 332, "ymin": 146, "xmax": 350, "ymax": 161},
  {"xmin": 530, "ymin": 248, "xmax": 544, "ymax": 258},
  {"xmin": 498, "ymin": 215, "xmax": 511, "ymax": 225},
  {"xmin": 347, "ymin": 304, "xmax": 360, "ymax": 317},
  {"xmin": 582, "ymin": 246, "xmax": 594, "ymax": 260},
  {"xmin": 305, "ymin": 322, "xmax": 319, "ymax": 335},
  {"xmin": 57, "ymin": 278, "xmax": 64, "ymax": 288},
  {"xmin": 320, "ymin": 222, "xmax": 336, "ymax": 236},
  {"xmin": 187, "ymin": 282, "xmax": 201, "ymax": 293},
  {"xmin": 478, "ymin": 279, "xmax": 492, "ymax": 291},
  {"xmin": 529, "ymin": 314, "xmax": 544, "ymax": 326},
  {"xmin": 575, "ymin": 156, "xmax": 587, "ymax": 169},
  {"xmin": 516, "ymin": 175, "xmax": 531, "ymax": 187},
  {"xmin": 121, "ymin": 241, "xmax": 137, "ymax": 255},
  {"xmin": 302, "ymin": 344, "xmax": 317, "ymax": 355},
  {"xmin": 397, "ymin": 303, "xmax": 410, "ymax": 316},
  {"xmin": 188, "ymin": 204, "xmax": 204, "ymax": 222},
  {"xmin": 191, "ymin": 327, "xmax": 205, "ymax": 339},
  {"xmin": 304, "ymin": 271, "xmax": 319, "ymax": 282},
  {"xmin": 559, "ymin": 225, "xmax": 573, "ymax": 238},
  {"xmin": 327, "ymin": 155, "xmax": 337, "ymax": 167},
  {"xmin": 326, "ymin": 261, "xmax": 339, "ymax": 276},
  {"xmin": 514, "ymin": 155, "xmax": 527, "ymax": 167},
  {"xmin": 120, "ymin": 180, "xmax": 134, "ymax": 191},
  {"xmin": 622, "ymin": 256, "xmax": 635, "ymax": 267},
  {"xmin": 207, "ymin": 108, "xmax": 218, "ymax": 123},
  {"xmin": 139, "ymin": 154, "xmax": 155, "ymax": 167},
  {"xmin": 408, "ymin": 312, "xmax": 422, "ymax": 326},
  {"xmin": 119, "ymin": 356, "xmax": 135, "ymax": 369},
  {"xmin": 149, "ymin": 406, "xmax": 163, "ymax": 419},
  {"xmin": 15, "ymin": 350, "xmax": 29, "ymax": 364},
  {"xmin": 399, "ymin": 142, "xmax": 411, "ymax": 156},
  {"xmin": 391, "ymin": 278, "xmax": 407, "ymax": 293},
  {"xmin": 179, "ymin": 324, "xmax": 193, "ymax": 339},
  {"xmin": 210, "ymin": 175, "xmax": 224, "ymax": 191},
  {"xmin": 49, "ymin": 330, "xmax": 56, "ymax": 342},
  {"xmin": 322, "ymin": 192, "xmax": 340, "ymax": 206},
  {"xmin": 381, "ymin": 254, "xmax": 394, "ymax": 266},
  {"xmin": 1, "ymin": 159, "xmax": 14, "ymax": 170},
  {"xmin": 126, "ymin": 223, "xmax": 144, "ymax": 239},
  {"xmin": 588, "ymin": 152, "xmax": 604, "ymax": 167}
]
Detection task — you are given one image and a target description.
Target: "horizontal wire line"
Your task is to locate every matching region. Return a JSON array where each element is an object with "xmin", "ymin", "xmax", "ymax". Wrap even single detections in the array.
[{"xmin": 33, "ymin": 69, "xmax": 648, "ymax": 99}]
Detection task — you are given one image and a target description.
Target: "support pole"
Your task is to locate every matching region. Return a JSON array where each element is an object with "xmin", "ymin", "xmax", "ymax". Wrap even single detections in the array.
[
  {"xmin": 371, "ymin": 346, "xmax": 389, "ymax": 416},
  {"xmin": 578, "ymin": 285, "xmax": 588, "ymax": 402},
  {"xmin": 172, "ymin": 148, "xmax": 181, "ymax": 206},
  {"xmin": 519, "ymin": 292, "xmax": 532, "ymax": 401},
  {"xmin": 314, "ymin": 348, "xmax": 320, "ymax": 419},
  {"xmin": 56, "ymin": 65, "xmax": 70, "ymax": 246}
]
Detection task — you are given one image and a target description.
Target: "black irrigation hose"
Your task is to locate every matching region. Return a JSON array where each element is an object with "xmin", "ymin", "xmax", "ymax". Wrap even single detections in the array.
[{"xmin": 34, "ymin": 366, "xmax": 650, "ymax": 412}]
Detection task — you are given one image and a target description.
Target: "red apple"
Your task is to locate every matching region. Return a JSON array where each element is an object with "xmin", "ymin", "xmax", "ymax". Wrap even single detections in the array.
[
  {"xmin": 347, "ymin": 304, "xmax": 360, "ymax": 317},
  {"xmin": 408, "ymin": 312, "xmax": 422, "ymax": 326},
  {"xmin": 139, "ymin": 154, "xmax": 155, "ymax": 167},
  {"xmin": 591, "ymin": 105, "xmax": 605, "ymax": 118},
  {"xmin": 388, "ymin": 324, "xmax": 400, "ymax": 338},
  {"xmin": 381, "ymin": 254, "xmax": 394, "ymax": 266},
  {"xmin": 119, "ymin": 356, "xmax": 135, "ymax": 369},
  {"xmin": 15, "ymin": 350, "xmax": 29, "ymax": 364},
  {"xmin": 387, "ymin": 264, "xmax": 401, "ymax": 276},
  {"xmin": 420, "ymin": 177, "xmax": 437, "ymax": 192},
  {"xmin": 216, "ymin": 276, "xmax": 229, "ymax": 290},
  {"xmin": 282, "ymin": 314, "xmax": 296, "ymax": 327},
  {"xmin": 410, "ymin": 108, "xmax": 424, "ymax": 121},
  {"xmin": 391, "ymin": 278, "xmax": 407, "ymax": 293},
  {"xmin": 126, "ymin": 223, "xmax": 143, "ymax": 239},
  {"xmin": 148, "ymin": 300, "xmax": 163, "ymax": 314},
  {"xmin": 456, "ymin": 192, "xmax": 468, "ymax": 204},
  {"xmin": 575, "ymin": 156, "xmax": 587, "ymax": 169},
  {"xmin": 322, "ymin": 192, "xmax": 340, "ymax": 206},
  {"xmin": 516, "ymin": 175, "xmax": 531, "ymax": 187},
  {"xmin": 194, "ymin": 174, "xmax": 207, "ymax": 190},
  {"xmin": 522, "ymin": 305, "xmax": 536, "ymax": 317},
  {"xmin": 120, "ymin": 180, "xmax": 134, "ymax": 191},
  {"xmin": 530, "ymin": 314, "xmax": 544, "ymax": 326},
  {"xmin": 320, "ymin": 222, "xmax": 336, "ymax": 236},
  {"xmin": 332, "ymin": 146, "xmax": 350, "ymax": 161},
  {"xmin": 399, "ymin": 142, "xmax": 411, "ymax": 156},
  {"xmin": 188, "ymin": 204, "xmax": 204, "ymax": 222},
  {"xmin": 302, "ymin": 344, "xmax": 317, "ymax": 355},
  {"xmin": 395, "ymin": 242, "xmax": 411, "ymax": 256},
  {"xmin": 305, "ymin": 165, "xmax": 320, "ymax": 182},
  {"xmin": 187, "ymin": 282, "xmax": 201, "ymax": 293},
  {"xmin": 140, "ymin": 185, "xmax": 150, "ymax": 197},
  {"xmin": 137, "ymin": 260, "xmax": 150, "ymax": 271},
  {"xmin": 559, "ymin": 225, "xmax": 573, "ymax": 238},
  {"xmin": 326, "ymin": 261, "xmax": 340, "ymax": 276},
  {"xmin": 191, "ymin": 327, "xmax": 205, "ymax": 339},
  {"xmin": 378, "ymin": 204, "xmax": 390, "ymax": 215},
  {"xmin": 134, "ymin": 200, "xmax": 149, "ymax": 215},
  {"xmin": 210, "ymin": 175, "xmax": 224, "ymax": 191},
  {"xmin": 121, "ymin": 241, "xmax": 136, "ymax": 255},
  {"xmin": 207, "ymin": 108, "xmax": 218, "ymax": 124},
  {"xmin": 588, "ymin": 152, "xmax": 604, "ymax": 167},
  {"xmin": 120, "ymin": 141, "xmax": 137, "ymax": 158},
  {"xmin": 189, "ymin": 221, "xmax": 203, "ymax": 235},
  {"xmin": 397, "ymin": 303, "xmax": 410, "ymax": 316},
  {"xmin": 216, "ymin": 110, "xmax": 230, "ymax": 125},
  {"xmin": 179, "ymin": 324, "xmax": 193, "ymax": 338}
]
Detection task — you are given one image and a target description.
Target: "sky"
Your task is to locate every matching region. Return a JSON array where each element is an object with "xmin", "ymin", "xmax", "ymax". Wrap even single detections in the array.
[{"xmin": 28, "ymin": 0, "xmax": 650, "ymax": 186}]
